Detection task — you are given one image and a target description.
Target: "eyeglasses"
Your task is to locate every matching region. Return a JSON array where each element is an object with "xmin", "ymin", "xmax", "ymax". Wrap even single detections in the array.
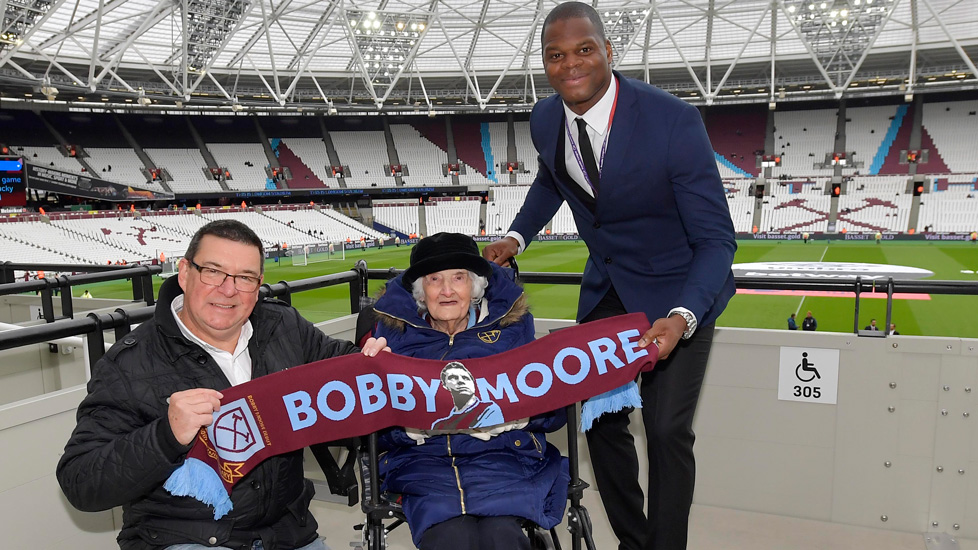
[{"xmin": 189, "ymin": 260, "xmax": 261, "ymax": 292}]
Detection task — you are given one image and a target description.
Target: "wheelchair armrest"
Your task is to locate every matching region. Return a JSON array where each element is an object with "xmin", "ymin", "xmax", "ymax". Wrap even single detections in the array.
[{"xmin": 309, "ymin": 439, "xmax": 359, "ymax": 507}]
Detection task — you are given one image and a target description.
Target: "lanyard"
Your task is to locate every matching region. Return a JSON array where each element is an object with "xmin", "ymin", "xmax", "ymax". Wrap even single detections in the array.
[{"xmin": 564, "ymin": 77, "xmax": 620, "ymax": 191}]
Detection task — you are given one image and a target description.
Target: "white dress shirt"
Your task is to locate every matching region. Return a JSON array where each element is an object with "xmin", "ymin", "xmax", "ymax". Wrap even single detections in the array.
[
  {"xmin": 503, "ymin": 77, "xmax": 698, "ymax": 335},
  {"xmin": 171, "ymin": 294, "xmax": 254, "ymax": 386}
]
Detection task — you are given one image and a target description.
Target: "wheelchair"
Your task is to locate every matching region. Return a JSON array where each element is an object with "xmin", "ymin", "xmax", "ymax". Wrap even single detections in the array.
[
  {"xmin": 313, "ymin": 259, "xmax": 596, "ymax": 549},
  {"xmin": 352, "ymin": 401, "xmax": 596, "ymax": 550}
]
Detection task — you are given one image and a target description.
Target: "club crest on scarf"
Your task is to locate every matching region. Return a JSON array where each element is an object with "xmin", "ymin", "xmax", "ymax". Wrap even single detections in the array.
[{"xmin": 206, "ymin": 398, "xmax": 267, "ymax": 466}]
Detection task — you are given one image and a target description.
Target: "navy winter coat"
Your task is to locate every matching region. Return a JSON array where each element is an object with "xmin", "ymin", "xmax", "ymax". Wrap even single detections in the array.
[{"xmin": 371, "ymin": 263, "xmax": 569, "ymax": 546}]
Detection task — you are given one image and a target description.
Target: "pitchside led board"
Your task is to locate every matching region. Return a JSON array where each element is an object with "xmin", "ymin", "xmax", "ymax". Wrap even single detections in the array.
[{"xmin": 0, "ymin": 157, "xmax": 27, "ymax": 207}]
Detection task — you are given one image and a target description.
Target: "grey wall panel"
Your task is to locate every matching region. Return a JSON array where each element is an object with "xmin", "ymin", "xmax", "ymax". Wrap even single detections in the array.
[
  {"xmin": 5, "ymin": 320, "xmax": 978, "ymax": 546},
  {"xmin": 695, "ymin": 436, "xmax": 835, "ymax": 520}
]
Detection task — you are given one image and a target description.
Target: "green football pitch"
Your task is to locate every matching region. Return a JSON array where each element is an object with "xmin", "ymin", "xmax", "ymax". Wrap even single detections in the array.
[{"xmin": 75, "ymin": 240, "xmax": 978, "ymax": 338}]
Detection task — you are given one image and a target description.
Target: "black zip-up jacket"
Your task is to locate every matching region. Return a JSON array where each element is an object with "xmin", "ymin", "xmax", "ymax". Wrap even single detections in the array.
[{"xmin": 56, "ymin": 276, "xmax": 358, "ymax": 550}]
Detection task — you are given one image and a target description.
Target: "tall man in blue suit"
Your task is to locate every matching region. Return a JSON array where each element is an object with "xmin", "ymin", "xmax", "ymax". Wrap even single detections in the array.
[{"xmin": 483, "ymin": 3, "xmax": 736, "ymax": 549}]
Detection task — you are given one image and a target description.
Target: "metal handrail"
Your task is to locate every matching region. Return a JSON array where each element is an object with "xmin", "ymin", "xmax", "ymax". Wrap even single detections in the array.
[
  {"xmin": 0, "ymin": 265, "xmax": 161, "ymax": 322},
  {"xmin": 3, "ymin": 262, "xmax": 978, "ymax": 365}
]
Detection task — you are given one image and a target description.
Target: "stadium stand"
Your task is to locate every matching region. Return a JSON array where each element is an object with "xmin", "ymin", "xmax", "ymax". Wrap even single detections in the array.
[
  {"xmin": 278, "ymin": 138, "xmax": 333, "ymax": 187},
  {"xmin": 451, "ymin": 121, "xmax": 490, "ymax": 181},
  {"xmin": 917, "ymin": 190, "xmax": 978, "ymax": 232},
  {"xmin": 424, "ymin": 197, "xmax": 481, "ymax": 235},
  {"xmin": 844, "ymin": 105, "xmax": 892, "ymax": 172},
  {"xmin": 198, "ymin": 210, "xmax": 320, "ymax": 247},
  {"xmin": 836, "ymin": 195, "xmax": 911, "ymax": 232},
  {"xmin": 141, "ymin": 211, "xmax": 212, "ymax": 240},
  {"xmin": 83, "ymin": 148, "xmax": 162, "ymax": 189},
  {"xmin": 49, "ymin": 215, "xmax": 174, "ymax": 258},
  {"xmin": 514, "ymin": 121, "xmax": 537, "ymax": 185},
  {"xmin": 846, "ymin": 174, "xmax": 907, "ymax": 196},
  {"xmin": 320, "ymin": 207, "xmax": 387, "ymax": 241},
  {"xmin": 922, "ymin": 100, "xmax": 978, "ymax": 174},
  {"xmin": 726, "ymin": 197, "xmax": 755, "ymax": 233},
  {"xmin": 759, "ymin": 195, "xmax": 832, "ymax": 233},
  {"xmin": 456, "ymin": 162, "xmax": 492, "ymax": 186},
  {"xmin": 550, "ymin": 203, "xmax": 578, "ymax": 234},
  {"xmin": 371, "ymin": 202, "xmax": 420, "ymax": 236},
  {"xmin": 144, "ymin": 149, "xmax": 221, "ymax": 193},
  {"xmin": 263, "ymin": 205, "xmax": 386, "ymax": 242},
  {"xmin": 486, "ymin": 186, "xmax": 530, "ymax": 235},
  {"xmin": 723, "ymin": 178, "xmax": 755, "ymax": 198},
  {"xmin": 2, "ymin": 219, "xmax": 147, "ymax": 264},
  {"xmin": 207, "ymin": 143, "xmax": 271, "ymax": 191},
  {"xmin": 705, "ymin": 107, "xmax": 765, "ymax": 178},
  {"xmin": 331, "ymin": 131, "xmax": 391, "ymax": 187},
  {"xmin": 772, "ymin": 109, "xmax": 837, "ymax": 178},
  {"xmin": 390, "ymin": 124, "xmax": 448, "ymax": 185},
  {"xmin": 17, "ymin": 146, "xmax": 86, "ymax": 173}
]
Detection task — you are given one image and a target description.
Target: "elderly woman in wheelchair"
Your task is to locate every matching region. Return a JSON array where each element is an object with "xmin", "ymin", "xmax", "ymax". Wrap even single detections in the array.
[{"xmin": 363, "ymin": 232, "xmax": 569, "ymax": 550}]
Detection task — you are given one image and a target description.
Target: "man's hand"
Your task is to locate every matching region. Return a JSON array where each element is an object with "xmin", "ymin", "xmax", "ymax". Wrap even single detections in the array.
[
  {"xmin": 167, "ymin": 388, "xmax": 223, "ymax": 446},
  {"xmin": 361, "ymin": 336, "xmax": 390, "ymax": 357},
  {"xmin": 637, "ymin": 315, "xmax": 687, "ymax": 360},
  {"xmin": 482, "ymin": 237, "xmax": 519, "ymax": 267}
]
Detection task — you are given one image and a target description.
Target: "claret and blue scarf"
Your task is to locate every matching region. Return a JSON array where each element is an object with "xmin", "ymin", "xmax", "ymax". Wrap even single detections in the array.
[{"xmin": 165, "ymin": 313, "xmax": 657, "ymax": 518}]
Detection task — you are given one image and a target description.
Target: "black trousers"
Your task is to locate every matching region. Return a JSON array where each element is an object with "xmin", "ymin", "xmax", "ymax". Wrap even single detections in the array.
[
  {"xmin": 582, "ymin": 287, "xmax": 715, "ymax": 550},
  {"xmin": 418, "ymin": 515, "xmax": 531, "ymax": 550}
]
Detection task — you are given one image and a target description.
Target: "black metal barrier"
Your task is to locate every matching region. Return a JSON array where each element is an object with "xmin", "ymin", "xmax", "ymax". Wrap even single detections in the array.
[
  {"xmin": 0, "ymin": 265, "xmax": 161, "ymax": 323},
  {"xmin": 3, "ymin": 261, "xmax": 978, "ymax": 367},
  {"xmin": 0, "ymin": 264, "xmax": 368, "ymax": 365}
]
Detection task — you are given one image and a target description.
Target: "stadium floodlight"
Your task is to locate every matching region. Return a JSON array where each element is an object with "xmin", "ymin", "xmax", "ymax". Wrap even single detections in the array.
[{"xmin": 347, "ymin": 9, "xmax": 429, "ymax": 87}]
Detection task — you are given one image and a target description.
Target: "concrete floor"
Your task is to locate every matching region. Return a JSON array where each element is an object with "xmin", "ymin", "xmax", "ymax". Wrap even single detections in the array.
[{"xmin": 312, "ymin": 495, "xmax": 968, "ymax": 550}]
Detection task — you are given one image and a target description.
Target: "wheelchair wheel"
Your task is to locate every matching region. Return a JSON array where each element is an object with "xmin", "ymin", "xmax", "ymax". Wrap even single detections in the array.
[{"xmin": 528, "ymin": 526, "xmax": 556, "ymax": 550}]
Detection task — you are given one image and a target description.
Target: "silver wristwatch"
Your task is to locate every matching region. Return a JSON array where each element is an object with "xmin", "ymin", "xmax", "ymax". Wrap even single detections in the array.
[{"xmin": 668, "ymin": 308, "xmax": 697, "ymax": 340}]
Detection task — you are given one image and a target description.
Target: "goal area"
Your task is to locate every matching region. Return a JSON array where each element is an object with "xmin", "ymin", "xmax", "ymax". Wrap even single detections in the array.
[{"xmin": 289, "ymin": 242, "xmax": 345, "ymax": 266}]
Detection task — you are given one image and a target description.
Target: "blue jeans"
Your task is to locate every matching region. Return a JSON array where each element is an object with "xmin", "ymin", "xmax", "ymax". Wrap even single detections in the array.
[{"xmin": 166, "ymin": 538, "xmax": 326, "ymax": 550}]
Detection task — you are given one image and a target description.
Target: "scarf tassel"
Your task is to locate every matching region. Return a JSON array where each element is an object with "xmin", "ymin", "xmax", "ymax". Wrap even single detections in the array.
[
  {"xmin": 579, "ymin": 381, "xmax": 642, "ymax": 432},
  {"xmin": 164, "ymin": 457, "xmax": 234, "ymax": 519}
]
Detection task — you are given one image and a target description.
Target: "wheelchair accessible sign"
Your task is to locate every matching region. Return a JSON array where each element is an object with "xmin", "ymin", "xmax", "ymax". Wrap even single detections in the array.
[{"xmin": 778, "ymin": 347, "xmax": 839, "ymax": 404}]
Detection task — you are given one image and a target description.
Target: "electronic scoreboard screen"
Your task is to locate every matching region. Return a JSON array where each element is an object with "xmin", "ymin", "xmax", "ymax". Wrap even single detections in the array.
[{"xmin": 0, "ymin": 157, "xmax": 27, "ymax": 207}]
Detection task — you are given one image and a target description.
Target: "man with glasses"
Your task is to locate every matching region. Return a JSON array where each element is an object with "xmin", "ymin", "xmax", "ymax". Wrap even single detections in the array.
[{"xmin": 58, "ymin": 220, "xmax": 386, "ymax": 550}]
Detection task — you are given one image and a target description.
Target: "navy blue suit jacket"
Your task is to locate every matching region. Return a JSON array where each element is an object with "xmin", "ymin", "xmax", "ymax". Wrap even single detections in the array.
[{"xmin": 509, "ymin": 73, "xmax": 737, "ymax": 326}]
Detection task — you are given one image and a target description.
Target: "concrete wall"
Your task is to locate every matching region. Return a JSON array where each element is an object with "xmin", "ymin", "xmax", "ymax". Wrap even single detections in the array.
[{"xmin": 2, "ymin": 318, "xmax": 977, "ymax": 547}]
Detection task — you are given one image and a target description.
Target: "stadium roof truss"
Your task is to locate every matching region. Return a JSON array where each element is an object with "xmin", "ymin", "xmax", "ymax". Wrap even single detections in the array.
[{"xmin": 0, "ymin": 0, "xmax": 975, "ymax": 113}]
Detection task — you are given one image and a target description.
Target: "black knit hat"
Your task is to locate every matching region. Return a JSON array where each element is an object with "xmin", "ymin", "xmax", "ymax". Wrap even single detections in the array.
[{"xmin": 402, "ymin": 233, "xmax": 492, "ymax": 289}]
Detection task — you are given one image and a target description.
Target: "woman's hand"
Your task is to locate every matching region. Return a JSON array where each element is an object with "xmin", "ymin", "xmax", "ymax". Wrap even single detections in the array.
[{"xmin": 361, "ymin": 336, "xmax": 390, "ymax": 356}]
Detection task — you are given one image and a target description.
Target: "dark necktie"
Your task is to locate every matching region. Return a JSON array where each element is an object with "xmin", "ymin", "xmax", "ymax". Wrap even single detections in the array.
[{"xmin": 575, "ymin": 117, "xmax": 600, "ymax": 193}]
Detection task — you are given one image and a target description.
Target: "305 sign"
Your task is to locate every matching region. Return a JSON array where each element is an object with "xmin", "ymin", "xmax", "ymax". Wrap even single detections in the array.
[{"xmin": 778, "ymin": 346, "xmax": 839, "ymax": 404}]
